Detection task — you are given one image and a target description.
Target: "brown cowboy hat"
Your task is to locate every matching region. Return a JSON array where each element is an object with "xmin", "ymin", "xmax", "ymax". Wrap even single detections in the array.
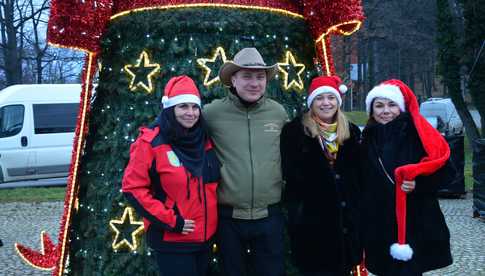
[{"xmin": 219, "ymin": 48, "xmax": 278, "ymax": 86}]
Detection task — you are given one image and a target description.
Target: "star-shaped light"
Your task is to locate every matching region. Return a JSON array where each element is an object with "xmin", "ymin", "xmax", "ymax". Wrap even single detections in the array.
[
  {"xmin": 197, "ymin": 47, "xmax": 228, "ymax": 86},
  {"xmin": 109, "ymin": 207, "xmax": 144, "ymax": 251},
  {"xmin": 124, "ymin": 51, "xmax": 160, "ymax": 93},
  {"xmin": 277, "ymin": 51, "xmax": 306, "ymax": 92}
]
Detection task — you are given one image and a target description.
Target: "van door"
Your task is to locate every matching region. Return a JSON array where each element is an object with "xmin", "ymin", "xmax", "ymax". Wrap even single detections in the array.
[
  {"xmin": 0, "ymin": 104, "xmax": 36, "ymax": 182},
  {"xmin": 30, "ymin": 103, "xmax": 78, "ymax": 180}
]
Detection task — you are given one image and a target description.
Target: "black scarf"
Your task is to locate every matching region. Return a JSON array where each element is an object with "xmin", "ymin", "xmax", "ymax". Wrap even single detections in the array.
[
  {"xmin": 364, "ymin": 113, "xmax": 423, "ymax": 178},
  {"xmin": 157, "ymin": 107, "xmax": 206, "ymax": 177}
]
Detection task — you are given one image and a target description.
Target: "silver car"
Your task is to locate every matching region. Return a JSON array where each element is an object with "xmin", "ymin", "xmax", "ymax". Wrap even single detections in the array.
[{"xmin": 420, "ymin": 98, "xmax": 463, "ymax": 136}]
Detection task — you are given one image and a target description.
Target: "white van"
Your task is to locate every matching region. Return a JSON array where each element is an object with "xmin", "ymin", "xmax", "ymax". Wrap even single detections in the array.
[
  {"xmin": 0, "ymin": 84, "xmax": 80, "ymax": 183},
  {"xmin": 420, "ymin": 98, "xmax": 463, "ymax": 136}
]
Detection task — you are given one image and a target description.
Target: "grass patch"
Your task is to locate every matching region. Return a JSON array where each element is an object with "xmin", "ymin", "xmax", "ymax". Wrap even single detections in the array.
[
  {"xmin": 0, "ymin": 186, "xmax": 66, "ymax": 203},
  {"xmin": 345, "ymin": 111, "xmax": 368, "ymax": 126}
]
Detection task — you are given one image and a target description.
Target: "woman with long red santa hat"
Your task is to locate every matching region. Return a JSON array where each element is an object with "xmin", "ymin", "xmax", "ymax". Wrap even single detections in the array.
[{"xmin": 361, "ymin": 80, "xmax": 453, "ymax": 276}]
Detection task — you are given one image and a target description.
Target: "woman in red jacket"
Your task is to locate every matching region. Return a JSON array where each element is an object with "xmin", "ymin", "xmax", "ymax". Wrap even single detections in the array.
[{"xmin": 122, "ymin": 75, "xmax": 220, "ymax": 276}]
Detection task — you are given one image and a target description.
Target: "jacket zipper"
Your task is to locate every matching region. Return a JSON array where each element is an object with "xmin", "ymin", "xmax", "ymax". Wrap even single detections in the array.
[
  {"xmin": 247, "ymin": 110, "xmax": 255, "ymax": 219},
  {"xmin": 203, "ymin": 176, "xmax": 208, "ymax": 242}
]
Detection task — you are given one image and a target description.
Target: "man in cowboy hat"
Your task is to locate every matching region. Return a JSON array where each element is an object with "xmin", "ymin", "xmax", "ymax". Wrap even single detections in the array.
[{"xmin": 204, "ymin": 47, "xmax": 288, "ymax": 276}]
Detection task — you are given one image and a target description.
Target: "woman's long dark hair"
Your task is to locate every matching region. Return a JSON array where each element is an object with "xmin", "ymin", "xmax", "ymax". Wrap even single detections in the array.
[
  {"xmin": 158, "ymin": 105, "xmax": 208, "ymax": 143},
  {"xmin": 157, "ymin": 105, "xmax": 207, "ymax": 177}
]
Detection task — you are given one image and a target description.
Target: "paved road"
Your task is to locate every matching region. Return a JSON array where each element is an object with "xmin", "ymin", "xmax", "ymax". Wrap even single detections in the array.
[{"xmin": 0, "ymin": 195, "xmax": 484, "ymax": 275}]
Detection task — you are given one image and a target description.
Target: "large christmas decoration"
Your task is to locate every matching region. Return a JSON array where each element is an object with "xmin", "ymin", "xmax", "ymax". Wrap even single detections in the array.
[{"xmin": 15, "ymin": 1, "xmax": 365, "ymax": 275}]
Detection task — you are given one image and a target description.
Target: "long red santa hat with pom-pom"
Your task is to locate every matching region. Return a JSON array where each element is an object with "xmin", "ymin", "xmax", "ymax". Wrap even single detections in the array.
[{"xmin": 365, "ymin": 79, "xmax": 450, "ymax": 261}]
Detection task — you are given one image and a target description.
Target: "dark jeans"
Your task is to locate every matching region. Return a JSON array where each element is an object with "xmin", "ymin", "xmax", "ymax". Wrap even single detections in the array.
[
  {"xmin": 217, "ymin": 211, "xmax": 285, "ymax": 276},
  {"xmin": 154, "ymin": 249, "xmax": 209, "ymax": 276}
]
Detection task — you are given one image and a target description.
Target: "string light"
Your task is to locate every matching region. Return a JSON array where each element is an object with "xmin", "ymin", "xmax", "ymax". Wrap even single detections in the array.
[
  {"xmin": 315, "ymin": 20, "xmax": 362, "ymax": 43},
  {"xmin": 314, "ymin": 20, "xmax": 363, "ymax": 76},
  {"xmin": 124, "ymin": 50, "xmax": 160, "ymax": 93},
  {"xmin": 109, "ymin": 207, "xmax": 144, "ymax": 251},
  {"xmin": 197, "ymin": 46, "xmax": 228, "ymax": 86},
  {"xmin": 110, "ymin": 4, "xmax": 304, "ymax": 21},
  {"xmin": 277, "ymin": 51, "xmax": 306, "ymax": 92}
]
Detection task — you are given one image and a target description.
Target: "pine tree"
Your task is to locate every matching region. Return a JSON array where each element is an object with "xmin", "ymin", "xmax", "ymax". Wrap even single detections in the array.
[{"xmin": 461, "ymin": 0, "xmax": 485, "ymax": 134}]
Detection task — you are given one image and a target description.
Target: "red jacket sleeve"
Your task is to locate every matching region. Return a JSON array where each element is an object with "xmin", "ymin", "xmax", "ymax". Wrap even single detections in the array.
[{"xmin": 122, "ymin": 131, "xmax": 184, "ymax": 232}]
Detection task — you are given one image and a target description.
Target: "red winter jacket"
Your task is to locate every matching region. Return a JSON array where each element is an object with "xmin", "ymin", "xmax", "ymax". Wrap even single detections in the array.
[{"xmin": 122, "ymin": 125, "xmax": 219, "ymax": 251}]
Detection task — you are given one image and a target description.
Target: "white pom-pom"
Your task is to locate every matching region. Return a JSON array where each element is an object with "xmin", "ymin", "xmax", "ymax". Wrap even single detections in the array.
[
  {"xmin": 390, "ymin": 243, "xmax": 413, "ymax": 261},
  {"xmin": 339, "ymin": 84, "xmax": 348, "ymax": 94},
  {"xmin": 161, "ymin": 96, "xmax": 169, "ymax": 105}
]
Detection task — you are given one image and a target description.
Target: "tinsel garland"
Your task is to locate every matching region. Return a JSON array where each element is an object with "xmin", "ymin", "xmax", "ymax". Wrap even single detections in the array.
[
  {"xmin": 302, "ymin": 0, "xmax": 365, "ymax": 41},
  {"xmin": 14, "ymin": 232, "xmax": 58, "ymax": 271},
  {"xmin": 14, "ymin": 53, "xmax": 98, "ymax": 276},
  {"xmin": 47, "ymin": 1, "xmax": 113, "ymax": 53},
  {"xmin": 54, "ymin": 53, "xmax": 98, "ymax": 276},
  {"xmin": 47, "ymin": 0, "xmax": 364, "ymax": 54}
]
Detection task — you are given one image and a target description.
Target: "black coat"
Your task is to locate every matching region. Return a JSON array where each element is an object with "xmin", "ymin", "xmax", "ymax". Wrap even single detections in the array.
[
  {"xmin": 361, "ymin": 113, "xmax": 452, "ymax": 275},
  {"xmin": 281, "ymin": 116, "xmax": 363, "ymax": 275}
]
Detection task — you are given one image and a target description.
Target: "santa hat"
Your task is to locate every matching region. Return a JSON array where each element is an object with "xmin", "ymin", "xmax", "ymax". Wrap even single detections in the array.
[
  {"xmin": 365, "ymin": 83, "xmax": 405, "ymax": 113},
  {"xmin": 307, "ymin": 75, "xmax": 348, "ymax": 107},
  {"xmin": 368, "ymin": 79, "xmax": 450, "ymax": 261},
  {"xmin": 161, "ymin": 75, "xmax": 201, "ymax": 108}
]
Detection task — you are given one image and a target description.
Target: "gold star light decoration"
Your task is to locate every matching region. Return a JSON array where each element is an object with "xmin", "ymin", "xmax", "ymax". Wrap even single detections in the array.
[
  {"xmin": 124, "ymin": 50, "xmax": 160, "ymax": 93},
  {"xmin": 197, "ymin": 46, "xmax": 228, "ymax": 87},
  {"xmin": 109, "ymin": 207, "xmax": 144, "ymax": 252},
  {"xmin": 277, "ymin": 51, "xmax": 306, "ymax": 92}
]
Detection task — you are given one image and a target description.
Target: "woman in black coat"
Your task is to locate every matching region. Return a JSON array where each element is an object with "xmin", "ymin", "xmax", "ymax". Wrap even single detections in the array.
[
  {"xmin": 361, "ymin": 80, "xmax": 452, "ymax": 276},
  {"xmin": 281, "ymin": 76, "xmax": 363, "ymax": 276}
]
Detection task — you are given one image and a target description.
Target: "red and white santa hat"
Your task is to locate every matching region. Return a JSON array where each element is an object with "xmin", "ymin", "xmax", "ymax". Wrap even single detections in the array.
[
  {"xmin": 365, "ymin": 83, "xmax": 405, "ymax": 113},
  {"xmin": 161, "ymin": 75, "xmax": 201, "ymax": 108},
  {"xmin": 307, "ymin": 75, "xmax": 348, "ymax": 107},
  {"xmin": 367, "ymin": 79, "xmax": 450, "ymax": 262}
]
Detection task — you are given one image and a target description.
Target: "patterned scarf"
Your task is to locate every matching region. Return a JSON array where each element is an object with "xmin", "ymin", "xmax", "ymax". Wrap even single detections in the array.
[{"xmin": 311, "ymin": 113, "xmax": 339, "ymax": 162}]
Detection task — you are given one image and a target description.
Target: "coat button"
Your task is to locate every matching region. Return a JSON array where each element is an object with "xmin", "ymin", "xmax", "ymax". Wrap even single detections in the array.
[
  {"xmin": 335, "ymin": 174, "xmax": 341, "ymax": 180},
  {"xmin": 341, "ymin": 201, "xmax": 346, "ymax": 207}
]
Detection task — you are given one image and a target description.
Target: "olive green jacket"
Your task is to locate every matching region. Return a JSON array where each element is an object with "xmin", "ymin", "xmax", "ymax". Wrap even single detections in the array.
[{"xmin": 203, "ymin": 93, "xmax": 289, "ymax": 219}]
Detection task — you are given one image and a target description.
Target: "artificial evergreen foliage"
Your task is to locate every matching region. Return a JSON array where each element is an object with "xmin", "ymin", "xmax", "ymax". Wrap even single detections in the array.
[{"xmin": 68, "ymin": 8, "xmax": 318, "ymax": 275}]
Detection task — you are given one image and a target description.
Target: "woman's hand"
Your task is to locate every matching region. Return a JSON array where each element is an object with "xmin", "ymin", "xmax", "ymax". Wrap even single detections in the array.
[
  {"xmin": 182, "ymin": 219, "xmax": 195, "ymax": 235},
  {"xmin": 401, "ymin": 180, "xmax": 416, "ymax": 193}
]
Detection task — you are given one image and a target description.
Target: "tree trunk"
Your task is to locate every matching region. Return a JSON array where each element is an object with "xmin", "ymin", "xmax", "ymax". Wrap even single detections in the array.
[{"xmin": 3, "ymin": 0, "xmax": 22, "ymax": 85}]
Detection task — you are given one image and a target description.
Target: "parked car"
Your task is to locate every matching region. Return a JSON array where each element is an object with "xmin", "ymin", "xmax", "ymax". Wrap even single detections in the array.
[
  {"xmin": 420, "ymin": 98, "xmax": 463, "ymax": 136},
  {"xmin": 0, "ymin": 84, "xmax": 81, "ymax": 183}
]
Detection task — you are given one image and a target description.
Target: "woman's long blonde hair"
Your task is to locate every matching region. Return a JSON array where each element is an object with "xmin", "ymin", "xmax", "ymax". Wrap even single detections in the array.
[{"xmin": 302, "ymin": 107, "xmax": 351, "ymax": 145}]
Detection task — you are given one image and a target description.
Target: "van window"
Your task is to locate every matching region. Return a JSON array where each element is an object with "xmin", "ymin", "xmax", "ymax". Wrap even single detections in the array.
[
  {"xmin": 0, "ymin": 104, "xmax": 24, "ymax": 138},
  {"xmin": 33, "ymin": 103, "xmax": 79, "ymax": 134}
]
